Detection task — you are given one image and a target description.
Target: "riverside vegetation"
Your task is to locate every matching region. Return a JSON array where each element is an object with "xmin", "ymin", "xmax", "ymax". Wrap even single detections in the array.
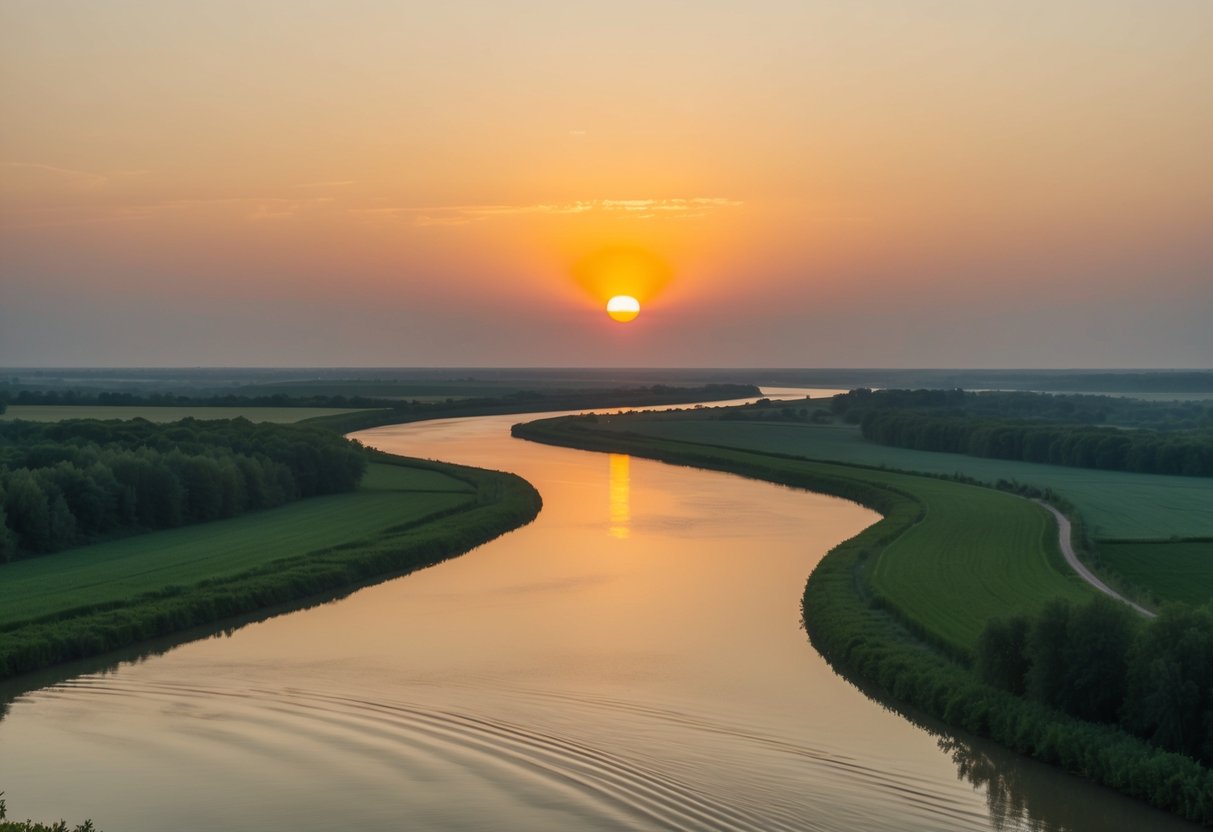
[
  {"xmin": 512, "ymin": 413, "xmax": 1213, "ymax": 824},
  {"xmin": 0, "ymin": 417, "xmax": 540, "ymax": 681}
]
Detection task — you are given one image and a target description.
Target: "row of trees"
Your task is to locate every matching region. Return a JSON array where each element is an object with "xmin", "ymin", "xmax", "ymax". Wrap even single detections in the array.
[
  {"xmin": 0, "ymin": 418, "xmax": 367, "ymax": 560},
  {"xmin": 858, "ymin": 409, "xmax": 1213, "ymax": 476},
  {"xmin": 831, "ymin": 387, "xmax": 1213, "ymax": 430},
  {"xmin": 977, "ymin": 597, "xmax": 1213, "ymax": 764}
]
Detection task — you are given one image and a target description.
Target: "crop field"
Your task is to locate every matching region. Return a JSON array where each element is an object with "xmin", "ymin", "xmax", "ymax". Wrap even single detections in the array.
[
  {"xmin": 592, "ymin": 418, "xmax": 1213, "ymax": 539},
  {"xmin": 0, "ymin": 463, "xmax": 474, "ymax": 629},
  {"xmin": 1095, "ymin": 540, "xmax": 1213, "ymax": 607},
  {"xmin": 864, "ymin": 471, "xmax": 1091, "ymax": 650},
  {"xmin": 517, "ymin": 417, "xmax": 1093, "ymax": 654},
  {"xmin": 0, "ymin": 405, "xmax": 369, "ymax": 423}
]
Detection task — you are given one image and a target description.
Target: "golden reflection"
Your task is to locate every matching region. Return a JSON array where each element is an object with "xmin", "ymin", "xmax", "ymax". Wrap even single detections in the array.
[{"xmin": 608, "ymin": 453, "xmax": 631, "ymax": 539}]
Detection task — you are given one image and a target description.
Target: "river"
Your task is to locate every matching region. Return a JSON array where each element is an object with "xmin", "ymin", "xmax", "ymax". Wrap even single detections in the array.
[{"xmin": 0, "ymin": 390, "xmax": 1196, "ymax": 831}]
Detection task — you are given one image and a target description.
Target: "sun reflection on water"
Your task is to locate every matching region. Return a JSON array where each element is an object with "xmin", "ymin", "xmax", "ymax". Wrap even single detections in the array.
[{"xmin": 608, "ymin": 453, "xmax": 630, "ymax": 539}]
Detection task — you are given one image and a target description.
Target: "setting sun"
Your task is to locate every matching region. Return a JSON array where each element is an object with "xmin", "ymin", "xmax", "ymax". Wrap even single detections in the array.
[{"xmin": 606, "ymin": 295, "xmax": 640, "ymax": 323}]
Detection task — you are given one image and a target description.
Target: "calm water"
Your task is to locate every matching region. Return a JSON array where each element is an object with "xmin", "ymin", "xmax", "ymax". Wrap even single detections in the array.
[{"xmin": 0, "ymin": 391, "xmax": 1196, "ymax": 831}]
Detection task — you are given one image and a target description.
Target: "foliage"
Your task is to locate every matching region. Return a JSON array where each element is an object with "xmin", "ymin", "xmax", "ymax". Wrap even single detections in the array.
[
  {"xmin": 514, "ymin": 415, "xmax": 1213, "ymax": 825},
  {"xmin": 860, "ymin": 408, "xmax": 1213, "ymax": 477},
  {"xmin": 832, "ymin": 387, "xmax": 1213, "ymax": 430},
  {"xmin": 0, "ymin": 793, "xmax": 97, "ymax": 832},
  {"xmin": 0, "ymin": 418, "xmax": 367, "ymax": 558}
]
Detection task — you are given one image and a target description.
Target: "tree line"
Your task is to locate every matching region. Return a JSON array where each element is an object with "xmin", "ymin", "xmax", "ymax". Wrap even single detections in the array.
[
  {"xmin": 831, "ymin": 387, "xmax": 1213, "ymax": 430},
  {"xmin": 858, "ymin": 409, "xmax": 1213, "ymax": 476},
  {"xmin": 0, "ymin": 383, "xmax": 761, "ymax": 414},
  {"xmin": 0, "ymin": 418, "xmax": 367, "ymax": 560},
  {"xmin": 977, "ymin": 596, "xmax": 1213, "ymax": 765}
]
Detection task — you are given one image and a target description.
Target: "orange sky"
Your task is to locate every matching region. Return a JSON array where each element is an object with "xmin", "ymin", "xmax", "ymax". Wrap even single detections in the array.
[{"xmin": 2, "ymin": 1, "xmax": 1211, "ymax": 367}]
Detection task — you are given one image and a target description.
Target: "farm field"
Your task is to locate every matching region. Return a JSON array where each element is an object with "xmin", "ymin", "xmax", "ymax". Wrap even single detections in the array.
[
  {"xmin": 592, "ymin": 417, "xmax": 1213, "ymax": 539},
  {"xmin": 1095, "ymin": 540, "xmax": 1213, "ymax": 607},
  {"xmin": 0, "ymin": 405, "xmax": 368, "ymax": 423},
  {"xmin": 0, "ymin": 463, "xmax": 473, "ymax": 629},
  {"xmin": 865, "ymin": 472, "xmax": 1091, "ymax": 650}
]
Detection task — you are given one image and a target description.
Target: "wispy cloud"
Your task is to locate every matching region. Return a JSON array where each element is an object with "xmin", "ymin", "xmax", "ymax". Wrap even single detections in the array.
[
  {"xmin": 2, "ymin": 162, "xmax": 148, "ymax": 189},
  {"xmin": 294, "ymin": 179, "xmax": 356, "ymax": 189},
  {"xmin": 404, "ymin": 197, "xmax": 742, "ymax": 226}
]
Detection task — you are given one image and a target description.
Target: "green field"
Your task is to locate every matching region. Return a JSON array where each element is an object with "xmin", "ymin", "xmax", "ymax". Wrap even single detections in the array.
[
  {"xmin": 516, "ymin": 417, "xmax": 1092, "ymax": 653},
  {"xmin": 0, "ymin": 463, "xmax": 473, "ymax": 629},
  {"xmin": 0, "ymin": 405, "xmax": 369, "ymax": 423},
  {"xmin": 1095, "ymin": 540, "xmax": 1213, "ymax": 607},
  {"xmin": 865, "ymin": 471, "xmax": 1090, "ymax": 649},
  {"xmin": 592, "ymin": 418, "xmax": 1213, "ymax": 539}
]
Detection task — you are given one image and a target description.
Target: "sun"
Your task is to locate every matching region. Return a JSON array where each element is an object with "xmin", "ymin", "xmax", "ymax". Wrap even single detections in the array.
[{"xmin": 606, "ymin": 295, "xmax": 640, "ymax": 323}]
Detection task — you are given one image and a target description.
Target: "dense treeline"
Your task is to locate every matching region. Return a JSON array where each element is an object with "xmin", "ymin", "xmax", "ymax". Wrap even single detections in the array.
[
  {"xmin": 0, "ymin": 383, "xmax": 760, "ymax": 414},
  {"xmin": 306, "ymin": 384, "xmax": 761, "ymax": 434},
  {"xmin": 0, "ymin": 419, "xmax": 366, "ymax": 560},
  {"xmin": 832, "ymin": 387, "xmax": 1213, "ymax": 430},
  {"xmin": 859, "ymin": 409, "xmax": 1213, "ymax": 476},
  {"xmin": 514, "ymin": 417, "xmax": 1213, "ymax": 824},
  {"xmin": 978, "ymin": 597, "xmax": 1213, "ymax": 764}
]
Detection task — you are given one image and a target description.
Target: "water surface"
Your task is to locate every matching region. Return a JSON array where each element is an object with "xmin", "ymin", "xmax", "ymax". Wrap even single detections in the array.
[{"xmin": 0, "ymin": 392, "xmax": 1195, "ymax": 831}]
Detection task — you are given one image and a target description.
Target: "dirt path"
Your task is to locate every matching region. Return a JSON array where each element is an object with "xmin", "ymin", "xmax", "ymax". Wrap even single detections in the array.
[{"xmin": 1036, "ymin": 500, "xmax": 1156, "ymax": 619}]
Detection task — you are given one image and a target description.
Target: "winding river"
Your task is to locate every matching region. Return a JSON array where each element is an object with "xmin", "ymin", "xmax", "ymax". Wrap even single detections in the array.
[{"xmin": 0, "ymin": 391, "xmax": 1197, "ymax": 831}]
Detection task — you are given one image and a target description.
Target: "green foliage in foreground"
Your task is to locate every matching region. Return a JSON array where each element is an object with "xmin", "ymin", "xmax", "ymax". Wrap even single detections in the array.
[
  {"xmin": 585, "ymin": 416, "xmax": 1213, "ymax": 539},
  {"xmin": 0, "ymin": 454, "xmax": 541, "ymax": 681},
  {"xmin": 1094, "ymin": 539, "xmax": 1213, "ymax": 607},
  {"xmin": 514, "ymin": 416, "xmax": 1213, "ymax": 825},
  {"xmin": 0, "ymin": 795, "xmax": 97, "ymax": 832},
  {"xmin": 978, "ymin": 598, "xmax": 1213, "ymax": 765}
]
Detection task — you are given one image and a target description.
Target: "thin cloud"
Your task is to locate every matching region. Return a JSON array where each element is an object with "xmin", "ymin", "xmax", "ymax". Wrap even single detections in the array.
[
  {"xmin": 295, "ymin": 180, "xmax": 356, "ymax": 189},
  {"xmin": 403, "ymin": 197, "xmax": 742, "ymax": 225}
]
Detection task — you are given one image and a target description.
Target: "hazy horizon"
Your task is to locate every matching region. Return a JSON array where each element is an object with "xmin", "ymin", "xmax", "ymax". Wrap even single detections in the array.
[{"xmin": 3, "ymin": 1, "xmax": 1211, "ymax": 367}]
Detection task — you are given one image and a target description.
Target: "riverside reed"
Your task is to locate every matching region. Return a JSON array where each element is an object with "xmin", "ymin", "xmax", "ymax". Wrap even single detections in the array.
[{"xmin": 512, "ymin": 415, "xmax": 1213, "ymax": 824}]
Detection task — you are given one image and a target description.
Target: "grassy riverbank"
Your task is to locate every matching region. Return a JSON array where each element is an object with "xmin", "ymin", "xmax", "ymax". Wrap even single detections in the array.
[
  {"xmin": 512, "ymin": 415, "xmax": 1213, "ymax": 824},
  {"xmin": 0, "ymin": 452, "xmax": 540, "ymax": 680}
]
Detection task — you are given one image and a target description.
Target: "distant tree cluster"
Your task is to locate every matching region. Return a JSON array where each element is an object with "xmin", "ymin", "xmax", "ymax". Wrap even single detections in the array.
[
  {"xmin": 826, "ymin": 389, "xmax": 1213, "ymax": 476},
  {"xmin": 0, "ymin": 419, "xmax": 366, "ymax": 561},
  {"xmin": 859, "ymin": 410, "xmax": 1213, "ymax": 476},
  {"xmin": 977, "ymin": 597, "xmax": 1213, "ymax": 764},
  {"xmin": 831, "ymin": 387, "xmax": 1213, "ymax": 430},
  {"xmin": 0, "ymin": 388, "xmax": 398, "ymax": 409}
]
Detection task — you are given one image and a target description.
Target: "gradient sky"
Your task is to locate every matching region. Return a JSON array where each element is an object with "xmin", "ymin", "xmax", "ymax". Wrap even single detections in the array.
[{"xmin": 2, "ymin": 0, "xmax": 1210, "ymax": 368}]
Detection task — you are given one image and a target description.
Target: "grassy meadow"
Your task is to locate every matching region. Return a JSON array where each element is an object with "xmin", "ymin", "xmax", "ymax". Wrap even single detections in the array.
[
  {"xmin": 0, "ymin": 463, "xmax": 473, "ymax": 629},
  {"xmin": 591, "ymin": 416, "xmax": 1213, "ymax": 539},
  {"xmin": 0, "ymin": 405, "xmax": 367, "ymax": 423},
  {"xmin": 1094, "ymin": 539, "xmax": 1213, "ymax": 607}
]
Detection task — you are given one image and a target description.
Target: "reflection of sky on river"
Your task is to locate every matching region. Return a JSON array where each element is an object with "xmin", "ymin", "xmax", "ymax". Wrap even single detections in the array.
[{"xmin": 0, "ymin": 389, "xmax": 1199, "ymax": 832}]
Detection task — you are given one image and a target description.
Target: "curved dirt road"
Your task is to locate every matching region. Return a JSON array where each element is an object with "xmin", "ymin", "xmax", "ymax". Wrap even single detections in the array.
[{"xmin": 1036, "ymin": 500, "xmax": 1156, "ymax": 619}]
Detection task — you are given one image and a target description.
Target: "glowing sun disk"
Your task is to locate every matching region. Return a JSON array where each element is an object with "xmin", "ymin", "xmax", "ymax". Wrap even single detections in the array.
[{"xmin": 606, "ymin": 295, "xmax": 640, "ymax": 323}]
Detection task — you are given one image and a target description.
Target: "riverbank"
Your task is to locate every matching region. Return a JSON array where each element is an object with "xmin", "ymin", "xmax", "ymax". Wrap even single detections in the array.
[
  {"xmin": 511, "ymin": 415, "xmax": 1213, "ymax": 825},
  {"xmin": 0, "ymin": 451, "xmax": 540, "ymax": 681}
]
